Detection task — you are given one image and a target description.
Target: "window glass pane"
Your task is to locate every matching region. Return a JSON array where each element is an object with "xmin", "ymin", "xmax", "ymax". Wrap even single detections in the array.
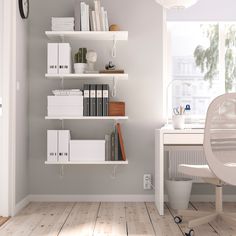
[
  {"xmin": 225, "ymin": 24, "xmax": 236, "ymax": 93},
  {"xmin": 167, "ymin": 22, "xmax": 222, "ymax": 119}
]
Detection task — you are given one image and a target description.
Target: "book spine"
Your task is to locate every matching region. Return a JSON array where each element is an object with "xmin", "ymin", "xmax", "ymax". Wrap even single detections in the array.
[
  {"xmin": 96, "ymin": 84, "xmax": 103, "ymax": 116},
  {"xmin": 111, "ymin": 132, "xmax": 115, "ymax": 161},
  {"xmin": 90, "ymin": 84, "xmax": 96, "ymax": 116},
  {"xmin": 74, "ymin": 0, "xmax": 81, "ymax": 31},
  {"xmin": 104, "ymin": 11, "xmax": 109, "ymax": 31},
  {"xmin": 83, "ymin": 84, "xmax": 90, "ymax": 116},
  {"xmin": 118, "ymin": 133, "xmax": 122, "ymax": 161},
  {"xmin": 92, "ymin": 11, "xmax": 96, "ymax": 31},
  {"xmin": 114, "ymin": 126, "xmax": 118, "ymax": 161},
  {"xmin": 90, "ymin": 10, "xmax": 94, "ymax": 31},
  {"xmin": 105, "ymin": 134, "xmax": 111, "ymax": 161},
  {"xmin": 81, "ymin": 2, "xmax": 86, "ymax": 31},
  {"xmin": 94, "ymin": 0, "xmax": 101, "ymax": 31},
  {"xmin": 102, "ymin": 84, "xmax": 109, "ymax": 116},
  {"xmin": 86, "ymin": 4, "xmax": 90, "ymax": 31},
  {"xmin": 100, "ymin": 7, "xmax": 105, "ymax": 31}
]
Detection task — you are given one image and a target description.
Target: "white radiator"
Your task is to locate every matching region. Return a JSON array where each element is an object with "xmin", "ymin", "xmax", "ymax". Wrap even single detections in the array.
[{"xmin": 168, "ymin": 151, "xmax": 207, "ymax": 182}]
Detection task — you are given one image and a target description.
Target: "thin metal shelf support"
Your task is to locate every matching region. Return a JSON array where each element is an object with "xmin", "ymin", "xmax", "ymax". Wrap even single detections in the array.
[
  {"xmin": 112, "ymin": 77, "xmax": 117, "ymax": 97},
  {"xmin": 60, "ymin": 165, "xmax": 65, "ymax": 178},
  {"xmin": 112, "ymin": 35, "xmax": 117, "ymax": 58},
  {"xmin": 111, "ymin": 165, "xmax": 118, "ymax": 179}
]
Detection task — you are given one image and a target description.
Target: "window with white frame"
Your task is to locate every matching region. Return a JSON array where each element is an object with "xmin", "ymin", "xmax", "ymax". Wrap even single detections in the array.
[{"xmin": 167, "ymin": 22, "xmax": 236, "ymax": 120}]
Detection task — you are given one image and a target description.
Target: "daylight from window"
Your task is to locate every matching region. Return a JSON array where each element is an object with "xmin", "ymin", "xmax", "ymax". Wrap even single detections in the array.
[{"xmin": 167, "ymin": 22, "xmax": 236, "ymax": 119}]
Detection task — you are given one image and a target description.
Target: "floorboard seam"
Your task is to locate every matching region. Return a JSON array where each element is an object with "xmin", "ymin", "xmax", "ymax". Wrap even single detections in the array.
[
  {"xmin": 144, "ymin": 202, "xmax": 157, "ymax": 236},
  {"xmin": 92, "ymin": 202, "xmax": 101, "ymax": 236},
  {"xmin": 57, "ymin": 202, "xmax": 76, "ymax": 236},
  {"xmin": 124, "ymin": 202, "xmax": 129, "ymax": 236},
  {"xmin": 165, "ymin": 203, "xmax": 185, "ymax": 236}
]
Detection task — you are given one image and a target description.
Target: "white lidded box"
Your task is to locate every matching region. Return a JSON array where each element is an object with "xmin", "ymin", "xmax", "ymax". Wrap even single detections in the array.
[
  {"xmin": 70, "ymin": 140, "xmax": 105, "ymax": 162},
  {"xmin": 47, "ymin": 96, "xmax": 83, "ymax": 117},
  {"xmin": 48, "ymin": 96, "xmax": 83, "ymax": 106}
]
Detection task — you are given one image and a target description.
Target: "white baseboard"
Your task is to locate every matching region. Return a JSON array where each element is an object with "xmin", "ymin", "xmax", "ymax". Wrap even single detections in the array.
[
  {"xmin": 14, "ymin": 194, "xmax": 236, "ymax": 210},
  {"xmin": 164, "ymin": 194, "xmax": 236, "ymax": 202},
  {"xmin": 13, "ymin": 195, "xmax": 30, "ymax": 216},
  {"xmin": 28, "ymin": 194, "xmax": 155, "ymax": 202}
]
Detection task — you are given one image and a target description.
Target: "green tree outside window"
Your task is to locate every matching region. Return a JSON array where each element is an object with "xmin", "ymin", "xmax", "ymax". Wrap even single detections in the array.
[{"xmin": 194, "ymin": 24, "xmax": 236, "ymax": 92}]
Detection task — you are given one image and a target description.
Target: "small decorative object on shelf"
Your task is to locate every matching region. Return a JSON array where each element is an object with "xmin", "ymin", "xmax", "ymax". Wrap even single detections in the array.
[
  {"xmin": 74, "ymin": 48, "xmax": 87, "ymax": 74},
  {"xmin": 109, "ymin": 24, "xmax": 120, "ymax": 31},
  {"xmin": 105, "ymin": 61, "xmax": 116, "ymax": 70},
  {"xmin": 85, "ymin": 50, "xmax": 98, "ymax": 74},
  {"xmin": 109, "ymin": 102, "xmax": 125, "ymax": 117},
  {"xmin": 100, "ymin": 61, "xmax": 124, "ymax": 74}
]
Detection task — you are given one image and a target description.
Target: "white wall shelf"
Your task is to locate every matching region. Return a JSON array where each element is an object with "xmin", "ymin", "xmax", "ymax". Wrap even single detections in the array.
[
  {"xmin": 45, "ymin": 31, "xmax": 128, "ymax": 41},
  {"xmin": 45, "ymin": 73, "xmax": 128, "ymax": 80},
  {"xmin": 45, "ymin": 160, "xmax": 128, "ymax": 165},
  {"xmin": 45, "ymin": 116, "xmax": 129, "ymax": 120}
]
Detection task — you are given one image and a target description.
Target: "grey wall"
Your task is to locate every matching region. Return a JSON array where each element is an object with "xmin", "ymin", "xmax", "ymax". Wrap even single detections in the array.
[
  {"xmin": 15, "ymin": 4, "xmax": 29, "ymax": 203},
  {"xmin": 28, "ymin": 0, "xmax": 164, "ymax": 195}
]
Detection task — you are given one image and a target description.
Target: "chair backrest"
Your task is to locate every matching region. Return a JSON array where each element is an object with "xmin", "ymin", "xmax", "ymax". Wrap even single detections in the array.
[{"xmin": 204, "ymin": 93, "xmax": 236, "ymax": 186}]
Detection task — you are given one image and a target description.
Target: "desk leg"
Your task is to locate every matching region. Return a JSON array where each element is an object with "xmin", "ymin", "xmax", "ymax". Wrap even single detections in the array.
[{"xmin": 155, "ymin": 129, "xmax": 164, "ymax": 216}]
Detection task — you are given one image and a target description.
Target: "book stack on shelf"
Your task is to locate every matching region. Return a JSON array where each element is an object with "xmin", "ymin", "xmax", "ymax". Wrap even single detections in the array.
[
  {"xmin": 105, "ymin": 123, "xmax": 126, "ymax": 162},
  {"xmin": 51, "ymin": 17, "xmax": 75, "ymax": 31},
  {"xmin": 83, "ymin": 84, "xmax": 109, "ymax": 116},
  {"xmin": 74, "ymin": 0, "xmax": 109, "ymax": 31}
]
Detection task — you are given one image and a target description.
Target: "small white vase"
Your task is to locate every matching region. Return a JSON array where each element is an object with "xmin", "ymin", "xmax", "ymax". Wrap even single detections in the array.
[
  {"xmin": 74, "ymin": 63, "xmax": 87, "ymax": 74},
  {"xmin": 172, "ymin": 115, "xmax": 185, "ymax": 129}
]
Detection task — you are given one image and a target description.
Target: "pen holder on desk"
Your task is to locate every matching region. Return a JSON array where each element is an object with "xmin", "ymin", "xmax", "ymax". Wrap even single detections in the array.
[{"xmin": 172, "ymin": 115, "xmax": 185, "ymax": 130}]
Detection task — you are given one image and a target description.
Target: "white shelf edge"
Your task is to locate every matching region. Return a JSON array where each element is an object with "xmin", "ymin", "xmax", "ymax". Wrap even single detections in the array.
[
  {"xmin": 45, "ymin": 31, "xmax": 128, "ymax": 41},
  {"xmin": 45, "ymin": 73, "xmax": 128, "ymax": 80},
  {"xmin": 45, "ymin": 116, "xmax": 129, "ymax": 120},
  {"xmin": 45, "ymin": 160, "xmax": 128, "ymax": 165}
]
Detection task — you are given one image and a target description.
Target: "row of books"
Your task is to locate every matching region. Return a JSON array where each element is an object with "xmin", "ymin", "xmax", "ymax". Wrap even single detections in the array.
[
  {"xmin": 75, "ymin": 0, "xmax": 109, "ymax": 31},
  {"xmin": 83, "ymin": 84, "xmax": 109, "ymax": 116},
  {"xmin": 105, "ymin": 123, "xmax": 126, "ymax": 162}
]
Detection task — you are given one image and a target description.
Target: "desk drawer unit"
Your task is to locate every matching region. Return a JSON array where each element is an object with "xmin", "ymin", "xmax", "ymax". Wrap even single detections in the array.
[{"xmin": 164, "ymin": 133, "xmax": 204, "ymax": 145}]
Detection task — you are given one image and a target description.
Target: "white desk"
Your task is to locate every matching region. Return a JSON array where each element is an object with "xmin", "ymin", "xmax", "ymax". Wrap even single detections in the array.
[{"xmin": 155, "ymin": 125, "xmax": 204, "ymax": 215}]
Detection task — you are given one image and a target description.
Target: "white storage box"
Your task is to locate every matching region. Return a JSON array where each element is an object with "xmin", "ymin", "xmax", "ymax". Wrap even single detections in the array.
[
  {"xmin": 48, "ymin": 96, "xmax": 83, "ymax": 106},
  {"xmin": 70, "ymin": 140, "xmax": 105, "ymax": 162},
  {"xmin": 47, "ymin": 96, "xmax": 83, "ymax": 117},
  {"xmin": 48, "ymin": 106, "xmax": 83, "ymax": 117}
]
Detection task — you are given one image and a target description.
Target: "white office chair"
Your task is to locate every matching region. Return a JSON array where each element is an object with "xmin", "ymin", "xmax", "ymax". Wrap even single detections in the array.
[{"xmin": 174, "ymin": 93, "xmax": 236, "ymax": 236}]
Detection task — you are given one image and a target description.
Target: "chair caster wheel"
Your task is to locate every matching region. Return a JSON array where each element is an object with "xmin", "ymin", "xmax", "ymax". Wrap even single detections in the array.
[
  {"xmin": 185, "ymin": 229, "xmax": 194, "ymax": 236},
  {"xmin": 174, "ymin": 216, "xmax": 182, "ymax": 224}
]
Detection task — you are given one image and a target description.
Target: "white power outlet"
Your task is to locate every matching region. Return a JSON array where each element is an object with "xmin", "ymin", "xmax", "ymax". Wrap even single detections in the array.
[{"xmin": 143, "ymin": 174, "xmax": 152, "ymax": 190}]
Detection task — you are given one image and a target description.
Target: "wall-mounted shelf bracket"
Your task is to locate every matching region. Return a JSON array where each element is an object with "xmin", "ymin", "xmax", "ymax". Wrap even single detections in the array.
[
  {"xmin": 61, "ymin": 120, "xmax": 65, "ymax": 129},
  {"xmin": 59, "ymin": 165, "xmax": 65, "ymax": 178},
  {"xmin": 112, "ymin": 77, "xmax": 117, "ymax": 97},
  {"xmin": 112, "ymin": 35, "xmax": 117, "ymax": 58},
  {"xmin": 60, "ymin": 77, "xmax": 64, "ymax": 88},
  {"xmin": 111, "ymin": 165, "xmax": 118, "ymax": 179},
  {"xmin": 60, "ymin": 35, "xmax": 65, "ymax": 43}
]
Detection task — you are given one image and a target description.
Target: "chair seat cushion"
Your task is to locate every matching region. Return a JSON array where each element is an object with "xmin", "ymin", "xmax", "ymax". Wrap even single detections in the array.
[{"xmin": 178, "ymin": 164, "xmax": 216, "ymax": 178}]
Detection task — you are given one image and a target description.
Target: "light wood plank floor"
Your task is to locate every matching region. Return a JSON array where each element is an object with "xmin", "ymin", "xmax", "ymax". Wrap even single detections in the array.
[
  {"xmin": 0, "ymin": 202, "xmax": 235, "ymax": 235},
  {"xmin": 0, "ymin": 217, "xmax": 9, "ymax": 227}
]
